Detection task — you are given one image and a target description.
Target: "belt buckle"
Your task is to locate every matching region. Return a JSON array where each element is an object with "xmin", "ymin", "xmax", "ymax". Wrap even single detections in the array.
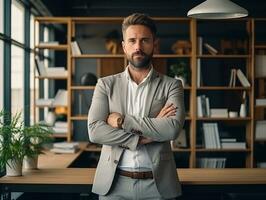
[{"xmin": 132, "ymin": 172, "xmax": 140, "ymax": 179}]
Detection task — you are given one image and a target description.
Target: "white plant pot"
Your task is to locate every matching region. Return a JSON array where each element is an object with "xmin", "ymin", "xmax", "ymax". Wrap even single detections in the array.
[
  {"xmin": 6, "ymin": 159, "xmax": 23, "ymax": 176},
  {"xmin": 46, "ymin": 111, "xmax": 56, "ymax": 126},
  {"xmin": 23, "ymin": 155, "xmax": 38, "ymax": 170}
]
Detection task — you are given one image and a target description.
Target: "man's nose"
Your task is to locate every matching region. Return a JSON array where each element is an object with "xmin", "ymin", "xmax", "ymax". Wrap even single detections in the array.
[{"xmin": 134, "ymin": 40, "xmax": 142, "ymax": 51}]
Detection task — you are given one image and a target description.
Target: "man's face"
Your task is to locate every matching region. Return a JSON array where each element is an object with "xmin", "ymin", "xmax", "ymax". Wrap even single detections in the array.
[{"xmin": 122, "ymin": 25, "xmax": 155, "ymax": 69}]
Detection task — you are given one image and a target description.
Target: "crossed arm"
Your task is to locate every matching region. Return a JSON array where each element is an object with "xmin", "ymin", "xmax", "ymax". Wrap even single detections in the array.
[
  {"xmin": 88, "ymin": 78, "xmax": 185, "ymax": 150},
  {"xmin": 107, "ymin": 103, "xmax": 177, "ymax": 145}
]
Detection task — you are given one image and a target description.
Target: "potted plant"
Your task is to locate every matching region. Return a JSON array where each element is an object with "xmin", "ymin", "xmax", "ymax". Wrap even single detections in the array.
[
  {"xmin": 169, "ymin": 61, "xmax": 190, "ymax": 86},
  {"xmin": 23, "ymin": 123, "xmax": 53, "ymax": 169},
  {"xmin": 0, "ymin": 110, "xmax": 53, "ymax": 175},
  {"xmin": 0, "ymin": 111, "xmax": 25, "ymax": 176}
]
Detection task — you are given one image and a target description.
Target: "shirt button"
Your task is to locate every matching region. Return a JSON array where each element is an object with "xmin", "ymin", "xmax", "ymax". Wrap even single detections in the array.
[{"xmin": 114, "ymin": 160, "xmax": 119, "ymax": 164}]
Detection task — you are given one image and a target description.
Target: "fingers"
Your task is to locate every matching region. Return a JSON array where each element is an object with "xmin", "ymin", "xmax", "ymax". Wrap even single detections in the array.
[{"xmin": 157, "ymin": 103, "xmax": 177, "ymax": 118}]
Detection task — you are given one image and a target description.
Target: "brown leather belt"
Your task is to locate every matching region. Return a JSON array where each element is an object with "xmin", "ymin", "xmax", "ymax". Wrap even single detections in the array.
[{"xmin": 117, "ymin": 169, "xmax": 153, "ymax": 179}]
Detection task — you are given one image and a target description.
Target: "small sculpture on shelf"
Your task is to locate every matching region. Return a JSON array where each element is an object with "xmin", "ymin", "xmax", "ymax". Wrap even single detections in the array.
[
  {"xmin": 105, "ymin": 30, "xmax": 123, "ymax": 54},
  {"xmin": 171, "ymin": 40, "xmax": 191, "ymax": 55},
  {"xmin": 78, "ymin": 73, "xmax": 98, "ymax": 115}
]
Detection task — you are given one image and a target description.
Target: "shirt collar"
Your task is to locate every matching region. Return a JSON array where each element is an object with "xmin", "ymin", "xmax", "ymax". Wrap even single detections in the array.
[{"xmin": 125, "ymin": 65, "xmax": 154, "ymax": 85}]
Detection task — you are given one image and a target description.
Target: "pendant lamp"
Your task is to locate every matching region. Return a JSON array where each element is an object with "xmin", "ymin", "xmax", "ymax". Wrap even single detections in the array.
[{"xmin": 187, "ymin": 0, "xmax": 248, "ymax": 19}]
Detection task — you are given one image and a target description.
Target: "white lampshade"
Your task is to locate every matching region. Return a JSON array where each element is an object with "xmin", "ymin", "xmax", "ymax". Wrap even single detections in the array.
[{"xmin": 187, "ymin": 0, "xmax": 248, "ymax": 19}]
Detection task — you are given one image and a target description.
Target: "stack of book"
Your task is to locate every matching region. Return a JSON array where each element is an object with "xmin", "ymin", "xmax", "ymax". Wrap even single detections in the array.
[
  {"xmin": 197, "ymin": 158, "xmax": 226, "ymax": 168},
  {"xmin": 220, "ymin": 138, "xmax": 246, "ymax": 149},
  {"xmin": 36, "ymin": 89, "xmax": 67, "ymax": 107},
  {"xmin": 257, "ymin": 162, "xmax": 266, "ymax": 168},
  {"xmin": 256, "ymin": 98, "xmax": 266, "ymax": 106},
  {"xmin": 35, "ymin": 57, "xmax": 67, "ymax": 77},
  {"xmin": 210, "ymin": 108, "xmax": 228, "ymax": 118},
  {"xmin": 202, "ymin": 123, "xmax": 221, "ymax": 149},
  {"xmin": 197, "ymin": 95, "xmax": 210, "ymax": 117},
  {"xmin": 228, "ymin": 68, "xmax": 250, "ymax": 87},
  {"xmin": 50, "ymin": 142, "xmax": 79, "ymax": 154},
  {"xmin": 52, "ymin": 121, "xmax": 68, "ymax": 135}
]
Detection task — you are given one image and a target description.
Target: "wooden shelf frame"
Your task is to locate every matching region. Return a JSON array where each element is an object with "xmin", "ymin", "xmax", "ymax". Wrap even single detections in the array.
[{"xmin": 33, "ymin": 17, "xmax": 263, "ymax": 169}]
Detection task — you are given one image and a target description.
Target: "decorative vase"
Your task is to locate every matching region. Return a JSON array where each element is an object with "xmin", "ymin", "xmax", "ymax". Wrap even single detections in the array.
[
  {"xmin": 6, "ymin": 159, "xmax": 23, "ymax": 176},
  {"xmin": 239, "ymin": 103, "xmax": 247, "ymax": 117},
  {"xmin": 23, "ymin": 155, "xmax": 38, "ymax": 170},
  {"xmin": 46, "ymin": 111, "xmax": 56, "ymax": 126}
]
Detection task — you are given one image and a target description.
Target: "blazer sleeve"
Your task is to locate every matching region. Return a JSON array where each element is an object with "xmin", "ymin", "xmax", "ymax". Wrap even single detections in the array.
[
  {"xmin": 88, "ymin": 79, "xmax": 139, "ymax": 151},
  {"xmin": 122, "ymin": 80, "xmax": 185, "ymax": 142}
]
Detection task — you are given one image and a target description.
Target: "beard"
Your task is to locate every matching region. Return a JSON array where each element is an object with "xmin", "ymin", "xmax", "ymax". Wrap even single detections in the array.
[{"xmin": 127, "ymin": 50, "xmax": 153, "ymax": 69}]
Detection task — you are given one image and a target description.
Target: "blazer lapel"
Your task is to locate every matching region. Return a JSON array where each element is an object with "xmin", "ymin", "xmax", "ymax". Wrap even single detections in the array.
[
  {"xmin": 144, "ymin": 70, "xmax": 161, "ymax": 116},
  {"xmin": 119, "ymin": 71, "xmax": 128, "ymax": 115}
]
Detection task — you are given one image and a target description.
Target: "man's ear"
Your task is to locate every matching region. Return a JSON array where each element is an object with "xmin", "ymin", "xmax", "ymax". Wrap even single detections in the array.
[
  {"xmin": 122, "ymin": 40, "xmax": 126, "ymax": 54},
  {"xmin": 154, "ymin": 38, "xmax": 160, "ymax": 54}
]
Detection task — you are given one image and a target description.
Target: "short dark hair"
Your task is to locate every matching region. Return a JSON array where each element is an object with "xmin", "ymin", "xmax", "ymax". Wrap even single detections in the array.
[{"xmin": 122, "ymin": 13, "xmax": 157, "ymax": 39}]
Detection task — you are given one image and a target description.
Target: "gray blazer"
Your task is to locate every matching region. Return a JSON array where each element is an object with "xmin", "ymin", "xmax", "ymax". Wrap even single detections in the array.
[{"xmin": 88, "ymin": 69, "xmax": 185, "ymax": 199}]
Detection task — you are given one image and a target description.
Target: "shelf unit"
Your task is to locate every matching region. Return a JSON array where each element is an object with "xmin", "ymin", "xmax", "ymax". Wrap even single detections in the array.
[
  {"xmin": 33, "ymin": 17, "xmax": 72, "ymax": 141},
  {"xmin": 33, "ymin": 16, "xmax": 266, "ymax": 169},
  {"xmin": 253, "ymin": 18, "xmax": 266, "ymax": 168}
]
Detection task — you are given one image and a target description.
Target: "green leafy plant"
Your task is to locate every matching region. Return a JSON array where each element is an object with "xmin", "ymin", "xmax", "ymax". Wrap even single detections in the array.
[
  {"xmin": 0, "ymin": 110, "xmax": 53, "ymax": 171},
  {"xmin": 23, "ymin": 123, "xmax": 53, "ymax": 158},
  {"xmin": 0, "ymin": 111, "xmax": 25, "ymax": 170},
  {"xmin": 169, "ymin": 61, "xmax": 190, "ymax": 83}
]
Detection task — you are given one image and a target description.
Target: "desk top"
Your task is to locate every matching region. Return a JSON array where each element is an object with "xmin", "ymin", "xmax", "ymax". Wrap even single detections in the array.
[
  {"xmin": 1, "ymin": 168, "xmax": 266, "ymax": 185},
  {"xmin": 1, "ymin": 143, "xmax": 266, "ymax": 185}
]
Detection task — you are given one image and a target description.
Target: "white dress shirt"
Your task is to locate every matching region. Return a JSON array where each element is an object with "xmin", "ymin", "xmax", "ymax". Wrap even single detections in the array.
[{"xmin": 118, "ymin": 66, "xmax": 153, "ymax": 172}]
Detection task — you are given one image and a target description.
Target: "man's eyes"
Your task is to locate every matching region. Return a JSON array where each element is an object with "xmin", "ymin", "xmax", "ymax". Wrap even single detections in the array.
[{"xmin": 128, "ymin": 39, "xmax": 151, "ymax": 43}]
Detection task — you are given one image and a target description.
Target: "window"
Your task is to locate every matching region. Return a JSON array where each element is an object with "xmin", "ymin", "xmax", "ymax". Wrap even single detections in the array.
[
  {"xmin": 30, "ymin": 14, "xmax": 37, "ymax": 124},
  {"xmin": 0, "ymin": 0, "xmax": 3, "ymax": 109},
  {"xmin": 11, "ymin": 0, "xmax": 24, "ymax": 43},
  {"xmin": 0, "ymin": 40, "xmax": 3, "ymax": 110},
  {"xmin": 0, "ymin": 0, "xmax": 3, "ymax": 33},
  {"xmin": 11, "ymin": 0, "xmax": 25, "ymax": 117},
  {"xmin": 11, "ymin": 45, "xmax": 24, "ymax": 117}
]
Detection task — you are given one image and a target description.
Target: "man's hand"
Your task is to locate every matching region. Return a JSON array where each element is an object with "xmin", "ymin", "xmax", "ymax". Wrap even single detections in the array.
[
  {"xmin": 156, "ymin": 103, "xmax": 177, "ymax": 118},
  {"xmin": 138, "ymin": 136, "xmax": 153, "ymax": 145},
  {"xmin": 107, "ymin": 112, "xmax": 124, "ymax": 128},
  {"xmin": 138, "ymin": 103, "xmax": 177, "ymax": 145}
]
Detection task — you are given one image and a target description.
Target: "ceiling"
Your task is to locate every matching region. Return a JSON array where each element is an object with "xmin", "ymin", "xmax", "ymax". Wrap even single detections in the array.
[{"xmin": 37, "ymin": 0, "xmax": 266, "ymax": 18}]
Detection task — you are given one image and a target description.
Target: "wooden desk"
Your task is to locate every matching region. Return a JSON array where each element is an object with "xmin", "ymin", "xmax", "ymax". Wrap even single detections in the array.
[{"xmin": 1, "ymin": 146, "xmax": 266, "ymax": 199}]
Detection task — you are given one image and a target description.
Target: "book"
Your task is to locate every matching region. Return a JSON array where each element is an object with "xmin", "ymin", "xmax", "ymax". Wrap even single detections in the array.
[
  {"xmin": 228, "ymin": 69, "xmax": 237, "ymax": 87},
  {"xmin": 39, "ymin": 41, "xmax": 59, "ymax": 46},
  {"xmin": 255, "ymin": 121, "xmax": 266, "ymax": 139},
  {"xmin": 35, "ymin": 57, "xmax": 47, "ymax": 76},
  {"xmin": 204, "ymin": 43, "xmax": 218, "ymax": 55},
  {"xmin": 221, "ymin": 142, "xmax": 246, "ymax": 149},
  {"xmin": 35, "ymin": 57, "xmax": 67, "ymax": 77},
  {"xmin": 210, "ymin": 109, "xmax": 228, "ymax": 118},
  {"xmin": 53, "ymin": 142, "xmax": 79, "ymax": 149},
  {"xmin": 197, "ymin": 37, "xmax": 203, "ymax": 55},
  {"xmin": 256, "ymin": 98, "xmax": 266, "ymax": 106},
  {"xmin": 35, "ymin": 98, "xmax": 54, "ymax": 107},
  {"xmin": 255, "ymin": 55, "xmax": 266, "ymax": 78},
  {"xmin": 50, "ymin": 147, "xmax": 78, "ymax": 154},
  {"xmin": 71, "ymin": 41, "xmax": 82, "ymax": 55},
  {"xmin": 236, "ymin": 69, "xmax": 250, "ymax": 87},
  {"xmin": 197, "ymin": 59, "xmax": 202, "ymax": 87}
]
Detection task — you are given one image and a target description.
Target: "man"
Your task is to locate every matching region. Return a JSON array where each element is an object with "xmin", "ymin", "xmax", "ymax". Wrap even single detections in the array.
[{"xmin": 88, "ymin": 13, "xmax": 185, "ymax": 200}]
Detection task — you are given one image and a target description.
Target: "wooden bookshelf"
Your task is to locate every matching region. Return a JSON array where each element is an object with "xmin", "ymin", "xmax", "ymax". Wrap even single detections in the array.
[{"xmin": 33, "ymin": 16, "xmax": 266, "ymax": 169}]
